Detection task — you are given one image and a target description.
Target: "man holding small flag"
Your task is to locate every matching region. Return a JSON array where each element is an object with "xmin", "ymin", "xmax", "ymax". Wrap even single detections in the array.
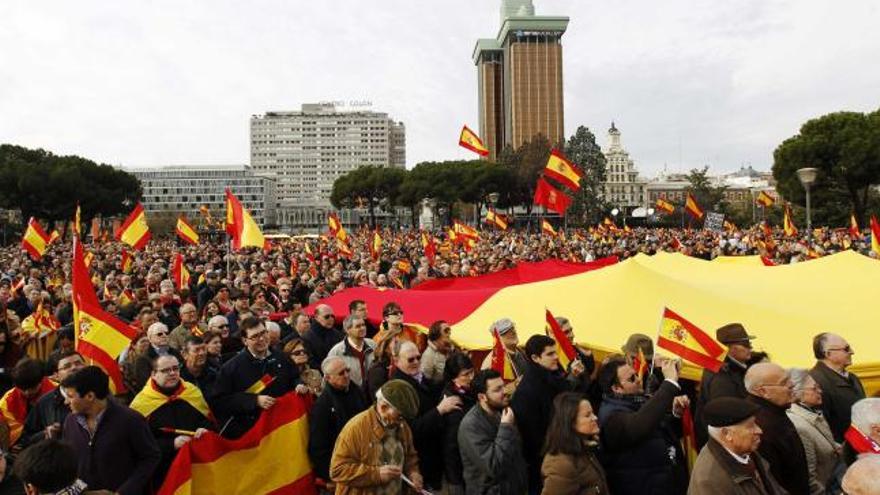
[{"xmin": 546, "ymin": 311, "xmax": 593, "ymax": 393}]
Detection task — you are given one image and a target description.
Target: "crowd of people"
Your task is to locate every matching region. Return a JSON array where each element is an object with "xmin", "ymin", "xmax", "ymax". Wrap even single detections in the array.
[{"xmin": 0, "ymin": 223, "xmax": 878, "ymax": 494}]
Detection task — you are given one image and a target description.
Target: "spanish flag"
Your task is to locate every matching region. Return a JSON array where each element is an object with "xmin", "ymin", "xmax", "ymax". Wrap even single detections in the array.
[
  {"xmin": 120, "ymin": 249, "xmax": 134, "ymax": 274},
  {"xmin": 545, "ymin": 309, "xmax": 576, "ymax": 371},
  {"xmin": 0, "ymin": 377, "xmax": 56, "ymax": 446},
  {"xmin": 83, "ymin": 250, "xmax": 94, "ymax": 268},
  {"xmin": 723, "ymin": 220, "xmax": 737, "ymax": 232},
  {"xmin": 115, "ymin": 203, "xmax": 151, "ymax": 250},
  {"xmin": 74, "ymin": 204, "xmax": 82, "ymax": 239},
  {"xmin": 684, "ymin": 193, "xmax": 704, "ymax": 220},
  {"xmin": 21, "ymin": 218, "xmax": 52, "ymax": 260},
  {"xmin": 655, "ymin": 198, "xmax": 675, "ymax": 215},
  {"xmin": 119, "ymin": 288, "xmax": 135, "ymax": 307},
  {"xmin": 158, "ymin": 393, "xmax": 315, "ymax": 495},
  {"xmin": 421, "ymin": 231, "xmax": 437, "ymax": 266},
  {"xmin": 630, "ymin": 346, "xmax": 648, "ymax": 383},
  {"xmin": 681, "ymin": 407, "xmax": 699, "ymax": 471},
  {"xmin": 543, "ymin": 149, "xmax": 583, "ymax": 192},
  {"xmin": 783, "ymin": 204, "xmax": 798, "ymax": 237},
  {"xmin": 533, "ymin": 177, "xmax": 572, "ymax": 215},
  {"xmin": 453, "ymin": 220, "xmax": 479, "ymax": 241},
  {"xmin": 72, "ymin": 238, "xmax": 137, "ymax": 393},
  {"xmin": 48, "ymin": 229, "xmax": 60, "ymax": 244},
  {"xmin": 756, "ymin": 191, "xmax": 775, "ymax": 208},
  {"xmin": 490, "ymin": 329, "xmax": 516, "ymax": 382},
  {"xmin": 336, "ymin": 238, "xmax": 353, "ymax": 260},
  {"xmin": 541, "ymin": 219, "xmax": 557, "ymax": 237},
  {"xmin": 176, "ymin": 217, "xmax": 200, "ymax": 246},
  {"xmin": 845, "ymin": 424, "xmax": 880, "ymax": 455},
  {"xmin": 485, "ymin": 210, "xmax": 508, "ymax": 230},
  {"xmin": 396, "ymin": 259, "xmax": 412, "ymax": 274},
  {"xmin": 459, "ymin": 125, "xmax": 489, "ymax": 157},
  {"xmin": 245, "ymin": 374, "xmax": 275, "ymax": 395},
  {"xmin": 871, "ymin": 215, "xmax": 880, "ymax": 256},
  {"xmin": 850, "ymin": 214, "xmax": 861, "ymax": 239},
  {"xmin": 172, "ymin": 254, "xmax": 191, "ymax": 291},
  {"xmin": 657, "ymin": 307, "xmax": 725, "ymax": 373},
  {"xmin": 21, "ymin": 301, "xmax": 61, "ymax": 361},
  {"xmin": 328, "ymin": 213, "xmax": 347, "ymax": 242},
  {"xmin": 225, "ymin": 189, "xmax": 266, "ymax": 251},
  {"xmin": 369, "ymin": 230, "xmax": 382, "ymax": 260},
  {"xmin": 130, "ymin": 379, "xmax": 212, "ymax": 421}
]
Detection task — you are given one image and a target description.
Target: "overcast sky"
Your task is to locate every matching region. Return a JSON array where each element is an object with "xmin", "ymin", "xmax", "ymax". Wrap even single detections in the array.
[{"xmin": 1, "ymin": 0, "xmax": 878, "ymax": 177}]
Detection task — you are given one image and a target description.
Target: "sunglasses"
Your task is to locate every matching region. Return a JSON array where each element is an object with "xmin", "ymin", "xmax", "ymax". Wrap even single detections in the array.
[
  {"xmin": 291, "ymin": 349, "xmax": 307, "ymax": 356},
  {"xmin": 385, "ymin": 311, "xmax": 403, "ymax": 317},
  {"xmin": 406, "ymin": 355, "xmax": 421, "ymax": 364},
  {"xmin": 153, "ymin": 331, "xmax": 168, "ymax": 337},
  {"xmin": 322, "ymin": 314, "xmax": 335, "ymax": 320}
]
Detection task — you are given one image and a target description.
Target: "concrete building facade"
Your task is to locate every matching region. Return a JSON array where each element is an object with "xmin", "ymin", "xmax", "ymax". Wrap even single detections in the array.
[{"xmin": 602, "ymin": 122, "xmax": 647, "ymax": 211}]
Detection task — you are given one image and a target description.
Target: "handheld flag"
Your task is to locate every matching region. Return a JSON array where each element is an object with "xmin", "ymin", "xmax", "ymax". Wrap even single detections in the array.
[
  {"xmin": 453, "ymin": 220, "xmax": 479, "ymax": 242},
  {"xmin": 485, "ymin": 209, "xmax": 508, "ymax": 230},
  {"xmin": 684, "ymin": 193, "xmax": 704, "ymax": 220},
  {"xmin": 657, "ymin": 307, "xmax": 725, "ymax": 372},
  {"xmin": 545, "ymin": 309, "xmax": 577, "ymax": 371},
  {"xmin": 115, "ymin": 203, "xmax": 151, "ymax": 250},
  {"xmin": 74, "ymin": 204, "xmax": 82, "ymax": 238},
  {"xmin": 172, "ymin": 254, "xmax": 191, "ymax": 291},
  {"xmin": 21, "ymin": 218, "xmax": 52, "ymax": 260},
  {"xmin": 459, "ymin": 125, "xmax": 489, "ymax": 156},
  {"xmin": 48, "ymin": 229, "xmax": 60, "ymax": 244},
  {"xmin": 850, "ymin": 214, "xmax": 860, "ymax": 239},
  {"xmin": 120, "ymin": 250, "xmax": 134, "ymax": 274},
  {"xmin": 756, "ymin": 191, "xmax": 775, "ymax": 208},
  {"xmin": 533, "ymin": 177, "xmax": 572, "ymax": 215},
  {"xmin": 543, "ymin": 149, "xmax": 583, "ymax": 192},
  {"xmin": 421, "ymin": 231, "xmax": 437, "ymax": 266},
  {"xmin": 631, "ymin": 346, "xmax": 648, "ymax": 382},
  {"xmin": 175, "ymin": 216, "xmax": 200, "ymax": 246},
  {"xmin": 370, "ymin": 230, "xmax": 382, "ymax": 260},
  {"xmin": 541, "ymin": 219, "xmax": 557, "ymax": 237},
  {"xmin": 328, "ymin": 212, "xmax": 348, "ymax": 242},
  {"xmin": 655, "ymin": 198, "xmax": 675, "ymax": 215},
  {"xmin": 783, "ymin": 204, "xmax": 798, "ymax": 237},
  {"xmin": 681, "ymin": 407, "xmax": 699, "ymax": 471},
  {"xmin": 491, "ymin": 329, "xmax": 516, "ymax": 382},
  {"xmin": 871, "ymin": 215, "xmax": 880, "ymax": 256},
  {"xmin": 225, "ymin": 189, "xmax": 266, "ymax": 250}
]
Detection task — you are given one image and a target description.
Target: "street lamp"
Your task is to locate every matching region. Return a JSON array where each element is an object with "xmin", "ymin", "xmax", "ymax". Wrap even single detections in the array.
[
  {"xmin": 796, "ymin": 167, "xmax": 819, "ymax": 244},
  {"xmin": 647, "ymin": 207, "xmax": 655, "ymax": 227}
]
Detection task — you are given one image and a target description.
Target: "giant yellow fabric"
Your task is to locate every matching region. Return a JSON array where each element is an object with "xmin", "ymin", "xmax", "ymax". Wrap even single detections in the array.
[{"xmin": 453, "ymin": 251, "xmax": 880, "ymax": 391}]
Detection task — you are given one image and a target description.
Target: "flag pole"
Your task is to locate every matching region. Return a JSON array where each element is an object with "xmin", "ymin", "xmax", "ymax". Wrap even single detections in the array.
[{"xmin": 648, "ymin": 305, "xmax": 668, "ymax": 382}]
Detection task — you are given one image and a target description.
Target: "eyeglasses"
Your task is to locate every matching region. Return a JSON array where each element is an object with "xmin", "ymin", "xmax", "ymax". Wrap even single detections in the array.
[
  {"xmin": 322, "ymin": 314, "xmax": 335, "ymax": 320},
  {"xmin": 406, "ymin": 355, "xmax": 421, "ymax": 364},
  {"xmin": 291, "ymin": 349, "xmax": 307, "ymax": 356},
  {"xmin": 385, "ymin": 311, "xmax": 403, "ymax": 317},
  {"xmin": 217, "ymin": 324, "xmax": 229, "ymax": 329},
  {"xmin": 279, "ymin": 288, "xmax": 290, "ymax": 293},
  {"xmin": 826, "ymin": 346, "xmax": 852, "ymax": 353},
  {"xmin": 246, "ymin": 330, "xmax": 269, "ymax": 340},
  {"xmin": 156, "ymin": 366, "xmax": 180, "ymax": 374},
  {"xmin": 334, "ymin": 368, "xmax": 351, "ymax": 377},
  {"xmin": 153, "ymin": 331, "xmax": 168, "ymax": 337}
]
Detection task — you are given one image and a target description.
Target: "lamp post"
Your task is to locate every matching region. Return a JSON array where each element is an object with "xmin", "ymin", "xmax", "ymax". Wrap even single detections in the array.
[
  {"xmin": 611, "ymin": 208, "xmax": 620, "ymax": 227},
  {"xmin": 647, "ymin": 207, "xmax": 655, "ymax": 227},
  {"xmin": 796, "ymin": 167, "xmax": 819, "ymax": 245}
]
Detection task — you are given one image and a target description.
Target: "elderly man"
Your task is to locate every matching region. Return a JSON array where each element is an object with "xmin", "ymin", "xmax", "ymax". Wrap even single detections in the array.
[
  {"xmin": 688, "ymin": 397, "xmax": 786, "ymax": 494},
  {"xmin": 330, "ymin": 380, "xmax": 423, "ymax": 494},
  {"xmin": 326, "ymin": 315, "xmax": 376, "ymax": 391},
  {"xmin": 696, "ymin": 323, "xmax": 756, "ymax": 446},
  {"xmin": 458, "ymin": 369, "xmax": 528, "ymax": 495},
  {"xmin": 308, "ymin": 356, "xmax": 367, "ymax": 490},
  {"xmin": 842, "ymin": 456, "xmax": 880, "ymax": 495},
  {"xmin": 391, "ymin": 341, "xmax": 462, "ymax": 491},
  {"xmin": 168, "ymin": 303, "xmax": 207, "ymax": 351},
  {"xmin": 598, "ymin": 355, "xmax": 689, "ymax": 495},
  {"xmin": 745, "ymin": 362, "xmax": 810, "ymax": 495},
  {"xmin": 420, "ymin": 320, "xmax": 453, "ymax": 384},
  {"xmin": 212, "ymin": 316, "xmax": 299, "ymax": 438},
  {"xmin": 848, "ymin": 399, "xmax": 880, "ymax": 459},
  {"xmin": 130, "ymin": 354, "xmax": 212, "ymax": 486},
  {"xmin": 21, "ymin": 350, "xmax": 85, "ymax": 447},
  {"xmin": 479, "ymin": 318, "xmax": 529, "ymax": 380},
  {"xmin": 302, "ymin": 304, "xmax": 344, "ymax": 369},
  {"xmin": 810, "ymin": 332, "xmax": 865, "ymax": 442},
  {"xmin": 180, "ymin": 335, "xmax": 218, "ymax": 396}
]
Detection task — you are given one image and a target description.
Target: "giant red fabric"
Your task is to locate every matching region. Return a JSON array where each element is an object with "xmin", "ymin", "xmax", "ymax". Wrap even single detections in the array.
[{"xmin": 411, "ymin": 257, "xmax": 616, "ymax": 291}]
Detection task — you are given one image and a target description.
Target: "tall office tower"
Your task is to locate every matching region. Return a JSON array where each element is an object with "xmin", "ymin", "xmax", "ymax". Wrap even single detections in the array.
[{"xmin": 473, "ymin": 0, "xmax": 569, "ymax": 160}]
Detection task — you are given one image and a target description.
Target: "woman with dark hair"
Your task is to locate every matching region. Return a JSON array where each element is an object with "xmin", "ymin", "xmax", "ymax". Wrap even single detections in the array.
[
  {"xmin": 541, "ymin": 392, "xmax": 608, "ymax": 495},
  {"xmin": 365, "ymin": 334, "xmax": 400, "ymax": 400},
  {"xmin": 283, "ymin": 337, "xmax": 322, "ymax": 395},
  {"xmin": 441, "ymin": 352, "xmax": 476, "ymax": 495},
  {"xmin": 201, "ymin": 300, "xmax": 220, "ymax": 322}
]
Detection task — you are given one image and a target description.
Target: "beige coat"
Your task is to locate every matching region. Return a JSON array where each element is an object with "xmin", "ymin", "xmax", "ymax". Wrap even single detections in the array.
[
  {"xmin": 541, "ymin": 452, "xmax": 609, "ymax": 495},
  {"xmin": 787, "ymin": 403, "xmax": 842, "ymax": 495},
  {"xmin": 330, "ymin": 407, "xmax": 420, "ymax": 495},
  {"xmin": 688, "ymin": 438, "xmax": 787, "ymax": 495}
]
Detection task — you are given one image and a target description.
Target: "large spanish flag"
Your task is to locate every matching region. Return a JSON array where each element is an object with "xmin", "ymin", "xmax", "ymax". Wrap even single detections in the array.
[
  {"xmin": 72, "ymin": 238, "xmax": 137, "ymax": 393},
  {"xmin": 158, "ymin": 393, "xmax": 316, "ymax": 495},
  {"xmin": 225, "ymin": 189, "xmax": 266, "ymax": 251},
  {"xmin": 176, "ymin": 217, "xmax": 200, "ymax": 246},
  {"xmin": 115, "ymin": 203, "xmax": 151, "ymax": 250},
  {"xmin": 657, "ymin": 307, "xmax": 724, "ymax": 373},
  {"xmin": 543, "ymin": 149, "xmax": 583, "ymax": 192},
  {"xmin": 458, "ymin": 125, "xmax": 489, "ymax": 156},
  {"xmin": 684, "ymin": 193, "xmax": 704, "ymax": 220},
  {"xmin": 21, "ymin": 217, "xmax": 52, "ymax": 260}
]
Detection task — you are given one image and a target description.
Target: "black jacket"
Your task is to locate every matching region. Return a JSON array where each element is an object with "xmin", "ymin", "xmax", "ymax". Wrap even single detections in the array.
[
  {"xmin": 391, "ymin": 368, "xmax": 445, "ymax": 489},
  {"xmin": 747, "ymin": 395, "xmax": 811, "ymax": 495},
  {"xmin": 307, "ymin": 383, "xmax": 367, "ymax": 480},
  {"xmin": 62, "ymin": 400, "xmax": 161, "ymax": 495},
  {"xmin": 180, "ymin": 363, "xmax": 218, "ymax": 398},
  {"xmin": 441, "ymin": 382, "xmax": 476, "ymax": 488},
  {"xmin": 696, "ymin": 356, "xmax": 748, "ymax": 447},
  {"xmin": 510, "ymin": 362, "xmax": 572, "ymax": 493},
  {"xmin": 211, "ymin": 348, "xmax": 299, "ymax": 438},
  {"xmin": 21, "ymin": 388, "xmax": 69, "ymax": 447},
  {"xmin": 810, "ymin": 361, "xmax": 866, "ymax": 442},
  {"xmin": 301, "ymin": 320, "xmax": 344, "ymax": 370},
  {"xmin": 598, "ymin": 380, "xmax": 687, "ymax": 495}
]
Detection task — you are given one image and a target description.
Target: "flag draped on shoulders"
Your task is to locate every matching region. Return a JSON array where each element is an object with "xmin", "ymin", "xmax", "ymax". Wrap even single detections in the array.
[
  {"xmin": 0, "ymin": 377, "xmax": 55, "ymax": 445},
  {"xmin": 130, "ymin": 379, "xmax": 212, "ymax": 421},
  {"xmin": 21, "ymin": 218, "xmax": 51, "ymax": 260},
  {"xmin": 115, "ymin": 203, "xmax": 151, "ymax": 250},
  {"xmin": 656, "ymin": 307, "xmax": 725, "ymax": 372}
]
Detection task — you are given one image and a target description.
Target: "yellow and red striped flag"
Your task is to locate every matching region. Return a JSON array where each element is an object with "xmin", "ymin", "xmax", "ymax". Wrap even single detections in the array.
[
  {"xmin": 545, "ymin": 309, "xmax": 577, "ymax": 371},
  {"xmin": 396, "ymin": 259, "xmax": 412, "ymax": 274},
  {"xmin": 657, "ymin": 307, "xmax": 725, "ymax": 372},
  {"xmin": 485, "ymin": 210, "xmax": 508, "ymax": 230},
  {"xmin": 655, "ymin": 198, "xmax": 675, "ymax": 215},
  {"xmin": 225, "ymin": 189, "xmax": 266, "ymax": 251},
  {"xmin": 850, "ymin": 213, "xmax": 861, "ymax": 239},
  {"xmin": 459, "ymin": 125, "xmax": 489, "ymax": 156},
  {"xmin": 631, "ymin": 346, "xmax": 648, "ymax": 382},
  {"xmin": 21, "ymin": 218, "xmax": 52, "ymax": 260},
  {"xmin": 72, "ymin": 238, "xmax": 137, "ymax": 393},
  {"xmin": 421, "ymin": 231, "xmax": 437, "ymax": 266},
  {"xmin": 83, "ymin": 250, "xmax": 94, "ymax": 268},
  {"xmin": 336, "ymin": 238, "xmax": 353, "ymax": 260},
  {"xmin": 48, "ymin": 229, "xmax": 60, "ymax": 245},
  {"xmin": 369, "ymin": 230, "xmax": 382, "ymax": 260},
  {"xmin": 756, "ymin": 191, "xmax": 775, "ymax": 208},
  {"xmin": 176, "ymin": 216, "xmax": 199, "ymax": 246},
  {"xmin": 328, "ymin": 212, "xmax": 348, "ymax": 242},
  {"xmin": 453, "ymin": 220, "xmax": 479, "ymax": 241},
  {"xmin": 541, "ymin": 219, "xmax": 557, "ymax": 237},
  {"xmin": 157, "ymin": 393, "xmax": 315, "ymax": 495},
  {"xmin": 245, "ymin": 374, "xmax": 275, "ymax": 395},
  {"xmin": 543, "ymin": 149, "xmax": 583, "ymax": 192},
  {"xmin": 684, "ymin": 193, "xmax": 704, "ymax": 220},
  {"xmin": 871, "ymin": 215, "xmax": 880, "ymax": 256},
  {"xmin": 172, "ymin": 254, "xmax": 191, "ymax": 291},
  {"xmin": 115, "ymin": 203, "xmax": 151, "ymax": 250},
  {"xmin": 73, "ymin": 204, "xmax": 82, "ymax": 238},
  {"xmin": 120, "ymin": 250, "xmax": 134, "ymax": 274},
  {"xmin": 490, "ymin": 329, "xmax": 516, "ymax": 382},
  {"xmin": 681, "ymin": 407, "xmax": 699, "ymax": 471},
  {"xmin": 0, "ymin": 377, "xmax": 56, "ymax": 446},
  {"xmin": 118, "ymin": 288, "xmax": 135, "ymax": 307},
  {"xmin": 783, "ymin": 204, "xmax": 798, "ymax": 237}
]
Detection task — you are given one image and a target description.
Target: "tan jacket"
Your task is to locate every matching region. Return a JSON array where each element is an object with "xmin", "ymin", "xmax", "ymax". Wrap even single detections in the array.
[
  {"xmin": 787, "ymin": 403, "xmax": 841, "ymax": 495},
  {"xmin": 541, "ymin": 452, "xmax": 609, "ymax": 495},
  {"xmin": 330, "ymin": 407, "xmax": 420, "ymax": 495},
  {"xmin": 688, "ymin": 438, "xmax": 787, "ymax": 495}
]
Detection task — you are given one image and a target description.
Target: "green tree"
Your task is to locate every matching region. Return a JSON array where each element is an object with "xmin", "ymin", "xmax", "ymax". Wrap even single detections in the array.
[
  {"xmin": 772, "ymin": 109, "xmax": 880, "ymax": 226},
  {"xmin": 0, "ymin": 144, "xmax": 141, "ymax": 226},
  {"xmin": 498, "ymin": 135, "xmax": 558, "ymax": 216},
  {"xmin": 330, "ymin": 165, "xmax": 406, "ymax": 228},
  {"xmin": 683, "ymin": 167, "xmax": 728, "ymax": 226},
  {"xmin": 564, "ymin": 126, "xmax": 607, "ymax": 225}
]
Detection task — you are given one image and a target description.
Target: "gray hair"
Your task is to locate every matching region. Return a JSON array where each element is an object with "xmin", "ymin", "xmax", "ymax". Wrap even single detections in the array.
[
  {"xmin": 842, "ymin": 456, "xmax": 880, "ymax": 495},
  {"xmin": 788, "ymin": 368, "xmax": 813, "ymax": 401},
  {"xmin": 343, "ymin": 314, "xmax": 364, "ymax": 332},
  {"xmin": 398, "ymin": 341, "xmax": 418, "ymax": 356},
  {"xmin": 321, "ymin": 356, "xmax": 345, "ymax": 375},
  {"xmin": 852, "ymin": 399, "xmax": 880, "ymax": 434},
  {"xmin": 147, "ymin": 322, "xmax": 169, "ymax": 336},
  {"xmin": 707, "ymin": 425, "xmax": 723, "ymax": 442},
  {"xmin": 208, "ymin": 315, "xmax": 228, "ymax": 329}
]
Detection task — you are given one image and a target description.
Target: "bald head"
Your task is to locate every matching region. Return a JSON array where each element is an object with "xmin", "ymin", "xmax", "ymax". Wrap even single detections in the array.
[
  {"xmin": 744, "ymin": 362, "xmax": 793, "ymax": 408},
  {"xmin": 315, "ymin": 304, "xmax": 335, "ymax": 329},
  {"xmin": 843, "ymin": 456, "xmax": 880, "ymax": 495}
]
